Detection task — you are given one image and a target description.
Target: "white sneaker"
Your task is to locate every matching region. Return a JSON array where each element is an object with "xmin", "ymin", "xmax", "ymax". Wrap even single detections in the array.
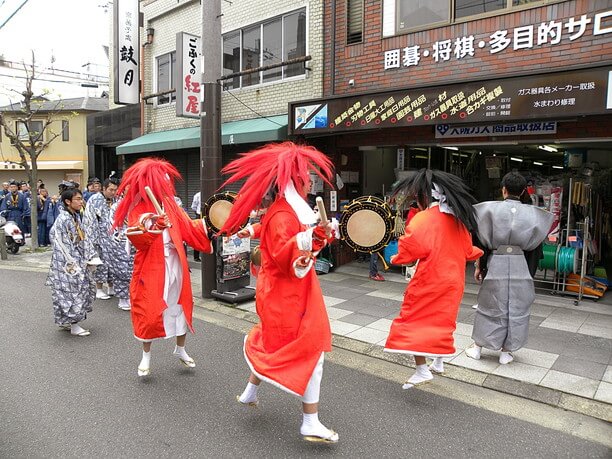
[
  {"xmin": 118, "ymin": 298, "xmax": 131, "ymax": 311},
  {"xmin": 96, "ymin": 289, "xmax": 111, "ymax": 300},
  {"xmin": 499, "ymin": 351, "xmax": 514, "ymax": 364},
  {"xmin": 465, "ymin": 344, "xmax": 482, "ymax": 360}
]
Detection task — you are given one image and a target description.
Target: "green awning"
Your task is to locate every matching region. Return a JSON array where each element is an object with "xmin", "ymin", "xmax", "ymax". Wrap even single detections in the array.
[{"xmin": 116, "ymin": 115, "xmax": 288, "ymax": 155}]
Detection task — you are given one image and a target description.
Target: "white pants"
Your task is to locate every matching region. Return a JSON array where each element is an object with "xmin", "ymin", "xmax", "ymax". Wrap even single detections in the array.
[
  {"xmin": 162, "ymin": 241, "xmax": 187, "ymax": 338},
  {"xmin": 301, "ymin": 353, "xmax": 325, "ymax": 404}
]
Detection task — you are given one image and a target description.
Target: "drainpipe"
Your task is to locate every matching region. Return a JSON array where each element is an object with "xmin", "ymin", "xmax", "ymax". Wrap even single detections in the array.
[{"xmin": 140, "ymin": 27, "xmax": 154, "ymax": 135}]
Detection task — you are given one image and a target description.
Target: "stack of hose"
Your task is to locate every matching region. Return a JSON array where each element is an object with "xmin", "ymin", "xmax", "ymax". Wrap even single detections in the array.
[{"xmin": 538, "ymin": 244, "xmax": 577, "ymax": 273}]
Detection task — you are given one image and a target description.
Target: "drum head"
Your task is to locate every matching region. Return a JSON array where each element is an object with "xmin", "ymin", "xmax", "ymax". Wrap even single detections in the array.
[
  {"xmin": 209, "ymin": 199, "xmax": 233, "ymax": 233},
  {"xmin": 203, "ymin": 192, "xmax": 237, "ymax": 233},
  {"xmin": 339, "ymin": 196, "xmax": 393, "ymax": 253}
]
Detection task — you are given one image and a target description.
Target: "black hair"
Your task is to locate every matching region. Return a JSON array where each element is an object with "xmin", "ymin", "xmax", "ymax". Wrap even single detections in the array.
[
  {"xmin": 61, "ymin": 188, "xmax": 82, "ymax": 207},
  {"xmin": 103, "ymin": 178, "xmax": 119, "ymax": 188},
  {"xmin": 500, "ymin": 171, "xmax": 527, "ymax": 196},
  {"xmin": 392, "ymin": 168, "xmax": 478, "ymax": 232}
]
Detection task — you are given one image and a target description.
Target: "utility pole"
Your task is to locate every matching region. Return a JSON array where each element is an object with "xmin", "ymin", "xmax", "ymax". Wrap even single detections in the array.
[{"xmin": 200, "ymin": 0, "xmax": 222, "ymax": 298}]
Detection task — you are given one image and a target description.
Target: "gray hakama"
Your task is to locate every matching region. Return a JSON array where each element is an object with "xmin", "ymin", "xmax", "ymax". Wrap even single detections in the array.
[
  {"xmin": 83, "ymin": 192, "xmax": 114, "ymax": 285},
  {"xmin": 472, "ymin": 200, "xmax": 554, "ymax": 352},
  {"xmin": 46, "ymin": 211, "xmax": 96, "ymax": 325}
]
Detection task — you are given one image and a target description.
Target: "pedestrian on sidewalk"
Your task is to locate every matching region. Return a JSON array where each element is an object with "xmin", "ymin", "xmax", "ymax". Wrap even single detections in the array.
[
  {"xmin": 384, "ymin": 169, "xmax": 483, "ymax": 389},
  {"xmin": 369, "ymin": 251, "xmax": 385, "ymax": 281},
  {"xmin": 45, "ymin": 188, "xmax": 99, "ymax": 336},
  {"xmin": 36, "ymin": 187, "xmax": 50, "ymax": 246},
  {"xmin": 112, "ymin": 158, "xmax": 213, "ymax": 377},
  {"xmin": 221, "ymin": 142, "xmax": 340, "ymax": 444},
  {"xmin": 0, "ymin": 180, "xmax": 28, "ymax": 234},
  {"xmin": 466, "ymin": 172, "xmax": 553, "ymax": 365}
]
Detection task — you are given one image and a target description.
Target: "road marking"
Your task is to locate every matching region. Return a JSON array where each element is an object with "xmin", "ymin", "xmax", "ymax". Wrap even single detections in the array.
[{"xmin": 194, "ymin": 307, "xmax": 612, "ymax": 448}]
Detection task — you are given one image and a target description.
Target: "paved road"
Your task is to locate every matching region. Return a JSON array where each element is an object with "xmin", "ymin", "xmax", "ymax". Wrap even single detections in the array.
[{"xmin": 1, "ymin": 269, "xmax": 610, "ymax": 458}]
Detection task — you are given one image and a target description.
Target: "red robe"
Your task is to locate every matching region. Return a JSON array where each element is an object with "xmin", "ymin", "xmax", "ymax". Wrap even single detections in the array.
[
  {"xmin": 244, "ymin": 198, "xmax": 332, "ymax": 396},
  {"xmin": 385, "ymin": 205, "xmax": 482, "ymax": 357},
  {"xmin": 126, "ymin": 198, "xmax": 212, "ymax": 341}
]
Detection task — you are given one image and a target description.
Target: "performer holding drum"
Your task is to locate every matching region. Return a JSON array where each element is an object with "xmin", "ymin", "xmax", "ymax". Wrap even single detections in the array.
[
  {"xmin": 383, "ymin": 169, "xmax": 483, "ymax": 389},
  {"xmin": 220, "ymin": 141, "xmax": 340, "ymax": 444},
  {"xmin": 112, "ymin": 158, "xmax": 213, "ymax": 377}
]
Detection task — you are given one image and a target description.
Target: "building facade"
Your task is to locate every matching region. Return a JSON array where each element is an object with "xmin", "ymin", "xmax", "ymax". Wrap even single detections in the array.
[
  {"xmin": 1, "ymin": 97, "xmax": 108, "ymax": 188},
  {"xmin": 288, "ymin": 0, "xmax": 612, "ymax": 267}
]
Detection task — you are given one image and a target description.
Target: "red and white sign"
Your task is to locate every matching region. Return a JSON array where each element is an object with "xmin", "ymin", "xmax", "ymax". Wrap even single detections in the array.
[{"xmin": 176, "ymin": 32, "xmax": 201, "ymax": 118}]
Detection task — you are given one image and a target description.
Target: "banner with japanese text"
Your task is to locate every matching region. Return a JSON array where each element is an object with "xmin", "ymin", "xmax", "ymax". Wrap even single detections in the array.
[
  {"xmin": 113, "ymin": 0, "xmax": 139, "ymax": 105},
  {"xmin": 176, "ymin": 32, "xmax": 201, "ymax": 118},
  {"xmin": 290, "ymin": 66, "xmax": 612, "ymax": 135}
]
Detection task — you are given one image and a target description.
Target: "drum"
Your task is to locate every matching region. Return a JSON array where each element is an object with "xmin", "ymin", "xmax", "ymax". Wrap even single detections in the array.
[
  {"xmin": 203, "ymin": 192, "xmax": 245, "ymax": 234},
  {"xmin": 339, "ymin": 196, "xmax": 394, "ymax": 253}
]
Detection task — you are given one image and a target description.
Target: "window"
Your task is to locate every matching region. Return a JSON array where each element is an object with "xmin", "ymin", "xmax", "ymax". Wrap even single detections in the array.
[
  {"xmin": 15, "ymin": 120, "xmax": 43, "ymax": 143},
  {"xmin": 222, "ymin": 8, "xmax": 307, "ymax": 90},
  {"xmin": 347, "ymin": 0, "xmax": 364, "ymax": 44},
  {"xmin": 456, "ymin": 0, "xmax": 506, "ymax": 18},
  {"xmin": 62, "ymin": 120, "xmax": 69, "ymax": 141},
  {"xmin": 396, "ymin": 0, "xmax": 558, "ymax": 33},
  {"xmin": 157, "ymin": 52, "xmax": 176, "ymax": 105}
]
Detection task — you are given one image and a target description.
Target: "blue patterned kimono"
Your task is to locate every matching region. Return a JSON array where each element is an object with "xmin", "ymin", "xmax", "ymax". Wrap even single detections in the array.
[
  {"xmin": 83, "ymin": 192, "xmax": 115, "ymax": 286},
  {"xmin": 46, "ymin": 210, "xmax": 96, "ymax": 325}
]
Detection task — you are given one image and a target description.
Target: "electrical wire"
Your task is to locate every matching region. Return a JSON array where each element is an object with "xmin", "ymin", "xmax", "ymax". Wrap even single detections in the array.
[{"xmin": 220, "ymin": 82, "xmax": 286, "ymax": 127}]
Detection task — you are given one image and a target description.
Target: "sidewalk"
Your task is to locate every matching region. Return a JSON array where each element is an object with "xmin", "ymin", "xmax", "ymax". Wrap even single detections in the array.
[{"xmin": 190, "ymin": 260, "xmax": 612, "ymax": 422}]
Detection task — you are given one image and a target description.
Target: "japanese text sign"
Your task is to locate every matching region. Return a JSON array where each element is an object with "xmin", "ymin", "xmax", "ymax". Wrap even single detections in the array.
[
  {"xmin": 176, "ymin": 32, "xmax": 202, "ymax": 118},
  {"xmin": 113, "ymin": 0, "xmax": 140, "ymax": 105},
  {"xmin": 290, "ymin": 67, "xmax": 612, "ymax": 135}
]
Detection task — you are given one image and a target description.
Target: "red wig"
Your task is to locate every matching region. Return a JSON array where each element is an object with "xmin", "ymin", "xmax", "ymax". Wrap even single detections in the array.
[
  {"xmin": 219, "ymin": 142, "xmax": 334, "ymax": 235},
  {"xmin": 112, "ymin": 157, "xmax": 185, "ymax": 231}
]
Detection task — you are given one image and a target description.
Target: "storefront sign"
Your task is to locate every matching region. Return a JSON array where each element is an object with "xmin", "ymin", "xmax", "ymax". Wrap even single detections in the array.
[
  {"xmin": 435, "ymin": 121, "xmax": 557, "ymax": 138},
  {"xmin": 113, "ymin": 0, "xmax": 140, "ymax": 105},
  {"xmin": 383, "ymin": 9, "xmax": 611, "ymax": 71},
  {"xmin": 176, "ymin": 32, "xmax": 201, "ymax": 118},
  {"xmin": 290, "ymin": 66, "xmax": 612, "ymax": 135}
]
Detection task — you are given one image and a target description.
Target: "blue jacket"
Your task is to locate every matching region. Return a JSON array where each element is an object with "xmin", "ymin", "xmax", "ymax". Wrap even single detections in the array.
[
  {"xmin": 46, "ymin": 201, "xmax": 61, "ymax": 228},
  {"xmin": 0, "ymin": 192, "xmax": 28, "ymax": 222},
  {"xmin": 37, "ymin": 196, "xmax": 50, "ymax": 222}
]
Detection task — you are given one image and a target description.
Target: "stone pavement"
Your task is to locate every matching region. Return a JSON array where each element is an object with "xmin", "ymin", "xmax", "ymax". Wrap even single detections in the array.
[{"xmin": 189, "ymin": 259, "xmax": 612, "ymax": 422}]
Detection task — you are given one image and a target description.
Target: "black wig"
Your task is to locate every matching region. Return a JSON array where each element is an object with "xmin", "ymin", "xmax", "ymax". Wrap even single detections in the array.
[{"xmin": 392, "ymin": 169, "xmax": 478, "ymax": 232}]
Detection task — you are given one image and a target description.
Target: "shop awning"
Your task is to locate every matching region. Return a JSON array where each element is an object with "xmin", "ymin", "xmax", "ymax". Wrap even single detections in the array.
[{"xmin": 116, "ymin": 115, "xmax": 288, "ymax": 155}]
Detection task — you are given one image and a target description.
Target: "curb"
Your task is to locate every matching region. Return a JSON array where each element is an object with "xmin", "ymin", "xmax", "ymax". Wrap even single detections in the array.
[{"xmin": 193, "ymin": 296, "xmax": 612, "ymax": 423}]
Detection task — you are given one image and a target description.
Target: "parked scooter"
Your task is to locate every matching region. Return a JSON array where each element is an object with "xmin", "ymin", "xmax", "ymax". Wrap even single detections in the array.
[{"xmin": 0, "ymin": 211, "xmax": 26, "ymax": 254}]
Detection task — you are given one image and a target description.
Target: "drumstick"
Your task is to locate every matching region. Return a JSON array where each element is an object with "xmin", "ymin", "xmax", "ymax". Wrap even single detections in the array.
[
  {"xmin": 316, "ymin": 196, "xmax": 328, "ymax": 224},
  {"xmin": 144, "ymin": 186, "xmax": 165, "ymax": 216}
]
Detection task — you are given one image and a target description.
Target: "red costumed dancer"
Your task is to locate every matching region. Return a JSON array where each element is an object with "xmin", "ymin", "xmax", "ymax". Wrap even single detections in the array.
[
  {"xmin": 384, "ymin": 169, "xmax": 483, "ymax": 389},
  {"xmin": 112, "ymin": 158, "xmax": 213, "ymax": 377},
  {"xmin": 220, "ymin": 142, "xmax": 339, "ymax": 443}
]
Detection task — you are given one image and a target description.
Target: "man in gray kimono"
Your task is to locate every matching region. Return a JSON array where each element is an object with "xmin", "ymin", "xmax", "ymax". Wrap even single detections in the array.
[
  {"xmin": 466, "ymin": 172, "xmax": 554, "ymax": 364},
  {"xmin": 83, "ymin": 179, "xmax": 118, "ymax": 300}
]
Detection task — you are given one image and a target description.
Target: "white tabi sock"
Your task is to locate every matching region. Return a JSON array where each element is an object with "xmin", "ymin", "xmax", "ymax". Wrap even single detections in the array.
[
  {"xmin": 173, "ymin": 345, "xmax": 195, "ymax": 367},
  {"xmin": 107, "ymin": 286, "xmax": 115, "ymax": 296},
  {"xmin": 139, "ymin": 351, "xmax": 151, "ymax": 371},
  {"xmin": 499, "ymin": 351, "xmax": 514, "ymax": 364},
  {"xmin": 465, "ymin": 344, "xmax": 482, "ymax": 360},
  {"xmin": 70, "ymin": 323, "xmax": 89, "ymax": 336},
  {"xmin": 238, "ymin": 382, "xmax": 259, "ymax": 404},
  {"xmin": 429, "ymin": 357, "xmax": 444, "ymax": 374},
  {"xmin": 402, "ymin": 364, "xmax": 433, "ymax": 389},
  {"xmin": 118, "ymin": 298, "xmax": 131, "ymax": 310},
  {"xmin": 300, "ymin": 412, "xmax": 339, "ymax": 442}
]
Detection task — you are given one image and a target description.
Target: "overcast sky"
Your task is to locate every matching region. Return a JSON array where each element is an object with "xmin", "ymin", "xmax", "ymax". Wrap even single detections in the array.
[{"xmin": 0, "ymin": 0, "xmax": 110, "ymax": 105}]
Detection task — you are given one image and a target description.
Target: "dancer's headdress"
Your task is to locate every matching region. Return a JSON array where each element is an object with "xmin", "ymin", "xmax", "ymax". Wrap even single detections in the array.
[
  {"xmin": 112, "ymin": 157, "xmax": 185, "ymax": 231},
  {"xmin": 392, "ymin": 169, "xmax": 477, "ymax": 232},
  {"xmin": 219, "ymin": 141, "xmax": 334, "ymax": 235}
]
